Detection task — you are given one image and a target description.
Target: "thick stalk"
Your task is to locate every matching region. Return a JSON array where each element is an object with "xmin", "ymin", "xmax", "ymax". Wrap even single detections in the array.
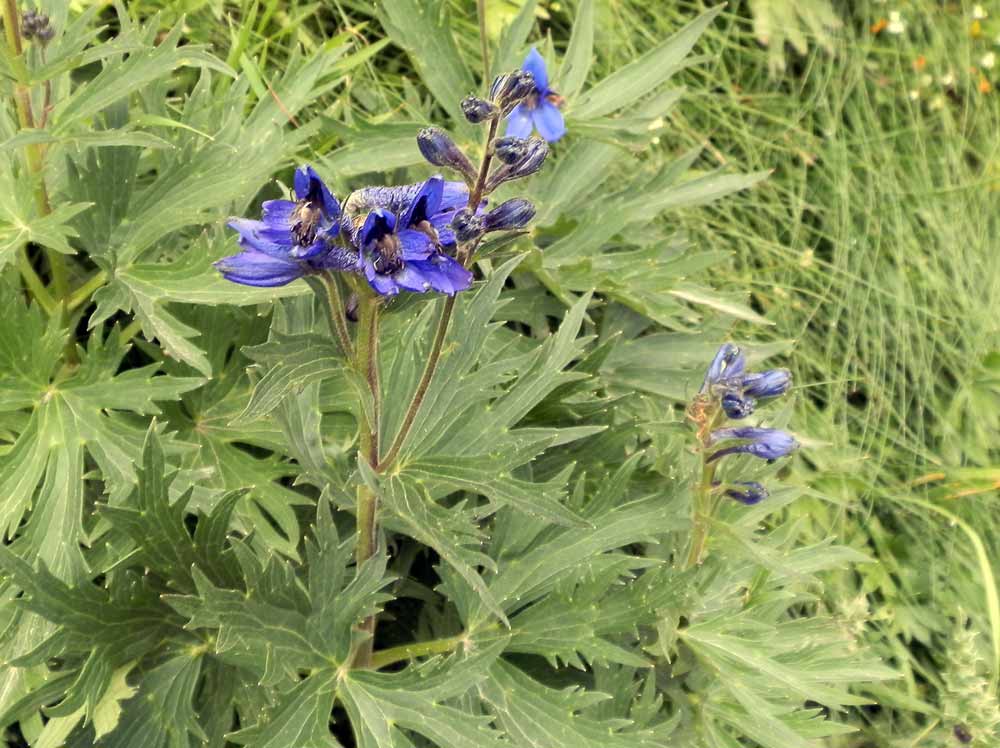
[
  {"xmin": 352, "ymin": 291, "xmax": 381, "ymax": 668},
  {"xmin": 66, "ymin": 269, "xmax": 108, "ymax": 312},
  {"xmin": 18, "ymin": 246, "xmax": 56, "ymax": 313},
  {"xmin": 2, "ymin": 0, "xmax": 68, "ymax": 302}
]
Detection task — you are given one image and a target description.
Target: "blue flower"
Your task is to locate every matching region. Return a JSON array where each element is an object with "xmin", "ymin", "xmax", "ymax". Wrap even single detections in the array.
[
  {"xmin": 354, "ymin": 176, "xmax": 473, "ymax": 297},
  {"xmin": 723, "ymin": 481, "xmax": 770, "ymax": 505},
  {"xmin": 217, "ymin": 165, "xmax": 357, "ymax": 287},
  {"xmin": 707, "ymin": 426, "xmax": 798, "ymax": 463},
  {"xmin": 721, "ymin": 390, "xmax": 756, "ymax": 420},
  {"xmin": 701, "ymin": 343, "xmax": 747, "ymax": 394},
  {"xmin": 738, "ymin": 369, "xmax": 792, "ymax": 399},
  {"xmin": 505, "ymin": 47, "xmax": 566, "ymax": 143}
]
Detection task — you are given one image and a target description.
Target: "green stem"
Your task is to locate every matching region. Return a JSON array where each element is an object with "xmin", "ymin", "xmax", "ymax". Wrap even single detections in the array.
[
  {"xmin": 17, "ymin": 246, "xmax": 56, "ymax": 313},
  {"xmin": 684, "ymin": 461, "xmax": 717, "ymax": 569},
  {"xmin": 376, "ymin": 115, "xmax": 499, "ymax": 474},
  {"xmin": 2, "ymin": 0, "xmax": 68, "ymax": 303},
  {"xmin": 317, "ymin": 272, "xmax": 354, "ymax": 359},
  {"xmin": 370, "ymin": 632, "xmax": 468, "ymax": 670},
  {"xmin": 352, "ymin": 290, "xmax": 381, "ymax": 668},
  {"xmin": 376, "ymin": 294, "xmax": 455, "ymax": 472},
  {"xmin": 66, "ymin": 269, "xmax": 108, "ymax": 312}
]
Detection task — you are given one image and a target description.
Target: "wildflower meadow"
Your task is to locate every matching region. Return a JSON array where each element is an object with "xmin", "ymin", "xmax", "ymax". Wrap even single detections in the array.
[{"xmin": 0, "ymin": 1, "xmax": 996, "ymax": 747}]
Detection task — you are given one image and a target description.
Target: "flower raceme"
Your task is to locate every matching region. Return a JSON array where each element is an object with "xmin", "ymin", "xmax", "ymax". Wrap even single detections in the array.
[
  {"xmin": 691, "ymin": 343, "xmax": 799, "ymax": 506},
  {"xmin": 505, "ymin": 47, "xmax": 566, "ymax": 142},
  {"xmin": 217, "ymin": 167, "xmax": 473, "ymax": 296}
]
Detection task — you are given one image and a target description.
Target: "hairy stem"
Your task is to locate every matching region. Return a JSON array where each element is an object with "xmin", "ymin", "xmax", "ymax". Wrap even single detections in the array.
[
  {"xmin": 318, "ymin": 271, "xmax": 354, "ymax": 359},
  {"xmin": 352, "ymin": 291, "xmax": 381, "ymax": 668}
]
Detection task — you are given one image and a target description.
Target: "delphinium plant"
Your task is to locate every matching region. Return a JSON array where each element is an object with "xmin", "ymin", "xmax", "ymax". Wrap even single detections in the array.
[{"xmin": 0, "ymin": 1, "xmax": 893, "ymax": 746}]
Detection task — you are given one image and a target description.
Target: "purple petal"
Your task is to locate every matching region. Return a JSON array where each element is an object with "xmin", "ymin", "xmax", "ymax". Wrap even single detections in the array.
[
  {"xmin": 228, "ymin": 218, "xmax": 295, "ymax": 259},
  {"xmin": 261, "ymin": 199, "xmax": 296, "ymax": 225},
  {"xmin": 398, "ymin": 229, "xmax": 435, "ymax": 260},
  {"xmin": 294, "ymin": 164, "xmax": 341, "ymax": 220},
  {"xmin": 359, "ymin": 209, "xmax": 396, "ymax": 249},
  {"xmin": 533, "ymin": 100, "xmax": 566, "ymax": 142},
  {"xmin": 402, "ymin": 176, "xmax": 444, "ymax": 228},
  {"xmin": 522, "ymin": 46, "xmax": 548, "ymax": 92},
  {"xmin": 439, "ymin": 181, "xmax": 471, "ymax": 212},
  {"xmin": 505, "ymin": 105, "xmax": 534, "ymax": 139},
  {"xmin": 215, "ymin": 249, "xmax": 303, "ymax": 287}
]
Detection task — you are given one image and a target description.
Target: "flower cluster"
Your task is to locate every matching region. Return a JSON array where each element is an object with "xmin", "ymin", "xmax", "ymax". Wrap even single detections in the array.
[
  {"xmin": 21, "ymin": 9, "xmax": 54, "ymax": 43},
  {"xmin": 217, "ymin": 54, "xmax": 559, "ymax": 297},
  {"xmin": 694, "ymin": 343, "xmax": 798, "ymax": 504}
]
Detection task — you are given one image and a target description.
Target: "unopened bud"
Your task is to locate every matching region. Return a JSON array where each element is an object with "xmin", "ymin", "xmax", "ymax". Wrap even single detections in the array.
[
  {"xmin": 21, "ymin": 9, "xmax": 53, "ymax": 43},
  {"xmin": 492, "ymin": 136, "xmax": 530, "ymax": 165},
  {"xmin": 461, "ymin": 96, "xmax": 497, "ymax": 124},
  {"xmin": 490, "ymin": 69, "xmax": 535, "ymax": 110},
  {"xmin": 483, "ymin": 199, "xmax": 535, "ymax": 233},
  {"xmin": 485, "ymin": 137, "xmax": 548, "ymax": 191},
  {"xmin": 416, "ymin": 128, "xmax": 477, "ymax": 181},
  {"xmin": 451, "ymin": 208, "xmax": 484, "ymax": 243}
]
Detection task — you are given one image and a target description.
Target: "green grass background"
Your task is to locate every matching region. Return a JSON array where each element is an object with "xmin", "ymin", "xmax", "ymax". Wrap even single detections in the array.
[{"xmin": 95, "ymin": 0, "xmax": 1000, "ymax": 742}]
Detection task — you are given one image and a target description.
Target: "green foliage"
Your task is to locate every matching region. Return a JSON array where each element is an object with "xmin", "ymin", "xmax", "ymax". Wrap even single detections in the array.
[{"xmin": 0, "ymin": 1, "xmax": 898, "ymax": 747}]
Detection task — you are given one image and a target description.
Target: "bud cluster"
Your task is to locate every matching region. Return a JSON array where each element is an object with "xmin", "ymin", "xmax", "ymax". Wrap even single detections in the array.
[
  {"xmin": 412, "ymin": 65, "xmax": 548, "ymax": 254},
  {"xmin": 21, "ymin": 8, "xmax": 54, "ymax": 43}
]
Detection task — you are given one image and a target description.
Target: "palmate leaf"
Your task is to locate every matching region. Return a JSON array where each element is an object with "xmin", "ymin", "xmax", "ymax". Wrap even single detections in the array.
[
  {"xmin": 98, "ymin": 426, "xmax": 244, "ymax": 593},
  {"xmin": 0, "ymin": 294, "xmax": 200, "ymax": 581}
]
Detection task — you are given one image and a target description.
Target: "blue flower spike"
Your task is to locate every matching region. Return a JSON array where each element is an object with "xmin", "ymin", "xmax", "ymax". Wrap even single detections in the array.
[{"xmin": 505, "ymin": 47, "xmax": 566, "ymax": 142}]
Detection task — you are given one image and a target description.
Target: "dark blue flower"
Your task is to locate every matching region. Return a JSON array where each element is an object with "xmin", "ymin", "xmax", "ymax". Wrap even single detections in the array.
[
  {"xmin": 721, "ymin": 390, "xmax": 756, "ymax": 420},
  {"xmin": 701, "ymin": 343, "xmax": 747, "ymax": 394},
  {"xmin": 738, "ymin": 369, "xmax": 792, "ymax": 399},
  {"xmin": 217, "ymin": 165, "xmax": 357, "ymax": 287},
  {"xmin": 355, "ymin": 176, "xmax": 473, "ymax": 297},
  {"xmin": 505, "ymin": 48, "xmax": 566, "ymax": 143},
  {"xmin": 707, "ymin": 426, "xmax": 798, "ymax": 463},
  {"xmin": 723, "ymin": 481, "xmax": 770, "ymax": 505}
]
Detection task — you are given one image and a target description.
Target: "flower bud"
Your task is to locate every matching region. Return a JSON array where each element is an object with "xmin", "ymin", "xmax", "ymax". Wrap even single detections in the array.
[
  {"xmin": 724, "ymin": 482, "xmax": 769, "ymax": 505},
  {"xmin": 485, "ymin": 137, "xmax": 548, "ymax": 191},
  {"xmin": 492, "ymin": 136, "xmax": 530, "ymax": 165},
  {"xmin": 721, "ymin": 391, "xmax": 755, "ymax": 419},
  {"xmin": 416, "ymin": 127, "xmax": 477, "ymax": 181},
  {"xmin": 450, "ymin": 208, "xmax": 484, "ymax": 243},
  {"xmin": 739, "ymin": 369, "xmax": 792, "ymax": 399},
  {"xmin": 490, "ymin": 69, "xmax": 535, "ymax": 109},
  {"xmin": 461, "ymin": 96, "xmax": 497, "ymax": 124},
  {"xmin": 483, "ymin": 199, "xmax": 535, "ymax": 233},
  {"xmin": 21, "ymin": 9, "xmax": 53, "ymax": 43}
]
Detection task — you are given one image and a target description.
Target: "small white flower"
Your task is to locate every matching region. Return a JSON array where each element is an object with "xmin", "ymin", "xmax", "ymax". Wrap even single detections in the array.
[
  {"xmin": 973, "ymin": 4, "xmax": 988, "ymax": 20},
  {"xmin": 940, "ymin": 71, "xmax": 956, "ymax": 86},
  {"xmin": 908, "ymin": 89, "xmax": 921, "ymax": 100},
  {"xmin": 982, "ymin": 52, "xmax": 996, "ymax": 69},
  {"xmin": 887, "ymin": 11, "xmax": 906, "ymax": 34},
  {"xmin": 929, "ymin": 95, "xmax": 945, "ymax": 111}
]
